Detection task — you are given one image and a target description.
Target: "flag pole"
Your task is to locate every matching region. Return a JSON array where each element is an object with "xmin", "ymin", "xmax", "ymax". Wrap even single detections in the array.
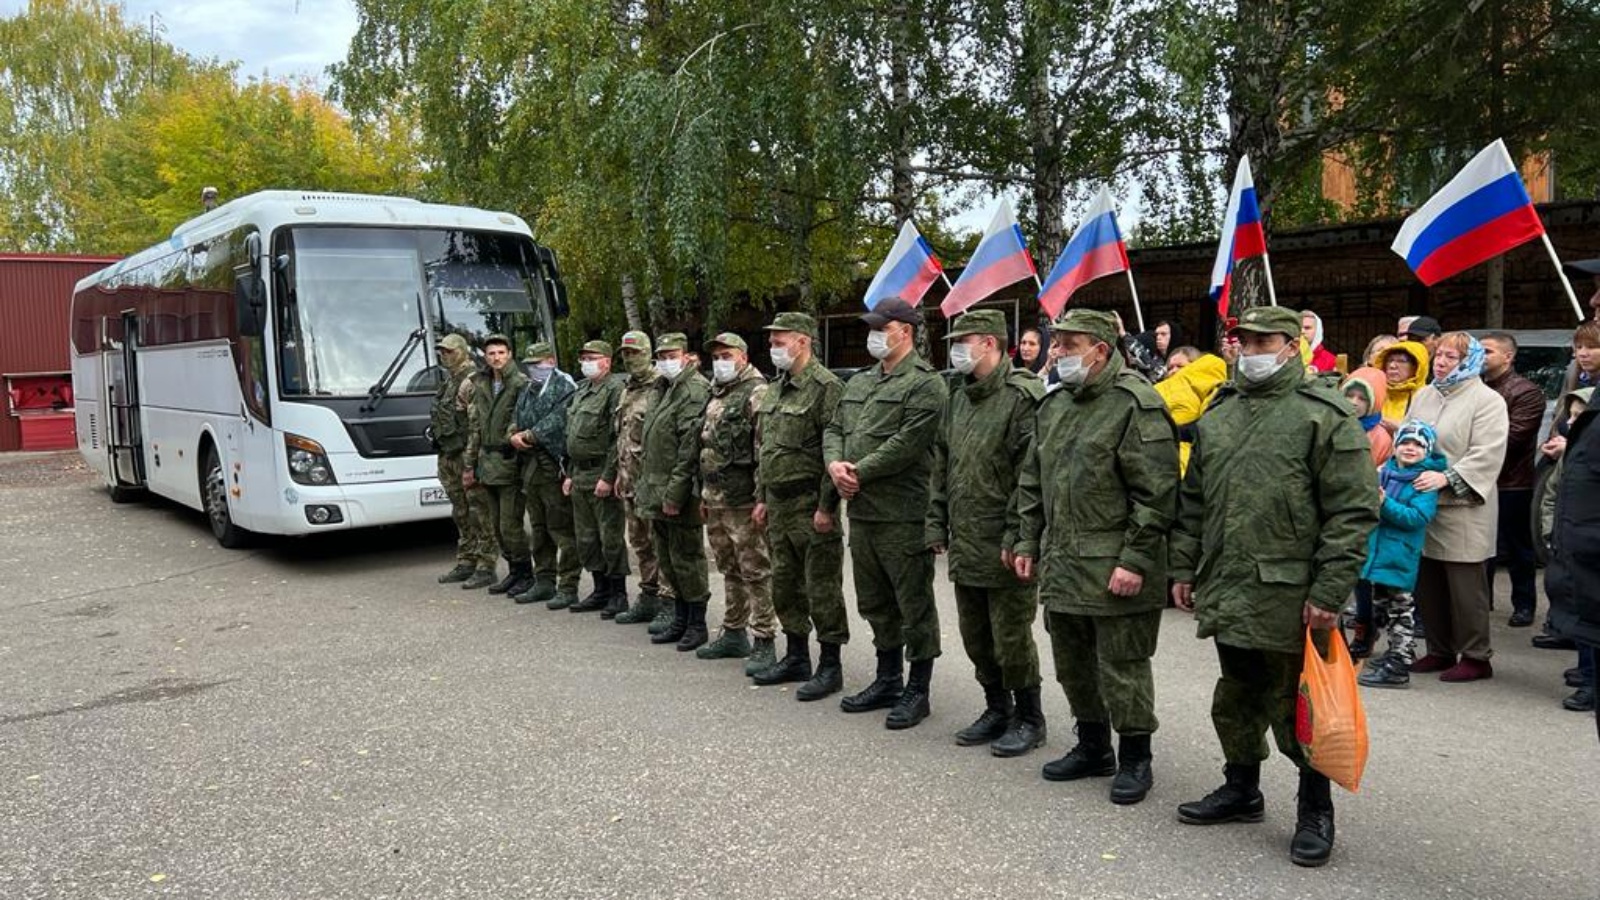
[
  {"xmin": 1540, "ymin": 233, "xmax": 1586, "ymax": 322},
  {"xmin": 1261, "ymin": 251, "xmax": 1280, "ymax": 307},
  {"xmin": 1124, "ymin": 268, "xmax": 1146, "ymax": 333}
]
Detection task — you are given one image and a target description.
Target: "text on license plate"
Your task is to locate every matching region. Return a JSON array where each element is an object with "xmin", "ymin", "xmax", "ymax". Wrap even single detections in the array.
[{"xmin": 420, "ymin": 486, "xmax": 451, "ymax": 505}]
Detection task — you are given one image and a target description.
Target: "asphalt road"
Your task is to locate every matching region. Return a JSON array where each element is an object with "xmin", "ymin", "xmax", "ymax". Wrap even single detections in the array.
[{"xmin": 1, "ymin": 452, "xmax": 1595, "ymax": 899}]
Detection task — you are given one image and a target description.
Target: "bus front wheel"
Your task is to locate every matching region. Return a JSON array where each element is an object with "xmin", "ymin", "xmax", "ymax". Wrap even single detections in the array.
[{"xmin": 201, "ymin": 444, "xmax": 251, "ymax": 549}]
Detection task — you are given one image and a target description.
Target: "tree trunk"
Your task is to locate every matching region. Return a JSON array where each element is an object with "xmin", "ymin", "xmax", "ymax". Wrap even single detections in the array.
[
  {"xmin": 620, "ymin": 271, "xmax": 644, "ymax": 332},
  {"xmin": 1485, "ymin": 254, "xmax": 1505, "ymax": 329},
  {"xmin": 1023, "ymin": 9, "xmax": 1065, "ymax": 261},
  {"xmin": 1227, "ymin": 0, "xmax": 1284, "ymax": 214},
  {"xmin": 888, "ymin": 4, "xmax": 916, "ymax": 223}
]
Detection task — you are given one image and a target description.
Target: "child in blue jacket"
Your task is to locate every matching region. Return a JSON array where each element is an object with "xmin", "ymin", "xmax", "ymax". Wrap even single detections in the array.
[{"xmin": 1358, "ymin": 420, "xmax": 1449, "ymax": 689}]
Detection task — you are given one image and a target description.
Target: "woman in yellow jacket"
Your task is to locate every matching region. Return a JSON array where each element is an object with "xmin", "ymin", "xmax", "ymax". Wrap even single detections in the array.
[
  {"xmin": 1155, "ymin": 352, "xmax": 1229, "ymax": 475},
  {"xmin": 1373, "ymin": 339, "xmax": 1430, "ymax": 426}
]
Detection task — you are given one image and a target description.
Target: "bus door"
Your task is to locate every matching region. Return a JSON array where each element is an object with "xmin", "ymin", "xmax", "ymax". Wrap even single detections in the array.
[{"xmin": 102, "ymin": 311, "xmax": 146, "ymax": 489}]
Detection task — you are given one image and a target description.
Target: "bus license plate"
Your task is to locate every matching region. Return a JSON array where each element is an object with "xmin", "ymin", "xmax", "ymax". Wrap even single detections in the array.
[{"xmin": 420, "ymin": 486, "xmax": 451, "ymax": 506}]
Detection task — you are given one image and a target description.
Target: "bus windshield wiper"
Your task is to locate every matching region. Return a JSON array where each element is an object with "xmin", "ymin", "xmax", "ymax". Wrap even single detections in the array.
[{"xmin": 362, "ymin": 328, "xmax": 425, "ymax": 413}]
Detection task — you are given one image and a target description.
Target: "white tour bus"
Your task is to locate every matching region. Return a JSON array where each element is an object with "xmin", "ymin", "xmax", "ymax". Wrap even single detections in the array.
[{"xmin": 71, "ymin": 190, "xmax": 568, "ymax": 546}]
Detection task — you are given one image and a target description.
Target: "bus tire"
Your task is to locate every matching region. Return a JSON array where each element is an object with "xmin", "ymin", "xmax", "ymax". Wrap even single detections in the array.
[
  {"xmin": 107, "ymin": 483, "xmax": 144, "ymax": 504},
  {"xmin": 201, "ymin": 443, "xmax": 251, "ymax": 549}
]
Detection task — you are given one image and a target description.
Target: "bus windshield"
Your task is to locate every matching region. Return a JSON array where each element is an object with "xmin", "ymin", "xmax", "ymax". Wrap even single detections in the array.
[{"xmin": 276, "ymin": 227, "xmax": 552, "ymax": 397}]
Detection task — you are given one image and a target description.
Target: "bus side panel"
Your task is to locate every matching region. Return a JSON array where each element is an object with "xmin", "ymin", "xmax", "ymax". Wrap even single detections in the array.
[
  {"xmin": 223, "ymin": 413, "xmax": 281, "ymax": 534},
  {"xmin": 71, "ymin": 352, "xmax": 111, "ymax": 486},
  {"xmin": 136, "ymin": 342, "xmax": 246, "ymax": 511}
]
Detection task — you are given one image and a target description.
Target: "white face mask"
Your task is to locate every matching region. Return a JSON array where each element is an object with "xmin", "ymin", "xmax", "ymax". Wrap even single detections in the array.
[
  {"xmin": 866, "ymin": 329, "xmax": 894, "ymax": 360},
  {"xmin": 949, "ymin": 341, "xmax": 978, "ymax": 374},
  {"xmin": 1237, "ymin": 351, "xmax": 1288, "ymax": 384},
  {"xmin": 770, "ymin": 345, "xmax": 793, "ymax": 371},
  {"xmin": 1054, "ymin": 353, "xmax": 1088, "ymax": 386},
  {"xmin": 712, "ymin": 359, "xmax": 739, "ymax": 384},
  {"xmin": 656, "ymin": 358, "xmax": 683, "ymax": 379},
  {"xmin": 580, "ymin": 359, "xmax": 603, "ymax": 380}
]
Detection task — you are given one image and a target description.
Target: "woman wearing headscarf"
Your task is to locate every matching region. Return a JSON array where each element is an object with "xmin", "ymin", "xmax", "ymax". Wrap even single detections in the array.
[
  {"xmin": 1300, "ymin": 310, "xmax": 1338, "ymax": 373},
  {"xmin": 1405, "ymin": 332, "xmax": 1510, "ymax": 683}
]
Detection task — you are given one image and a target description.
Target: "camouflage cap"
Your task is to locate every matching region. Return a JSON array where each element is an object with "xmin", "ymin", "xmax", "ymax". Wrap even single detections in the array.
[
  {"xmin": 580, "ymin": 339, "xmax": 614, "ymax": 357},
  {"xmin": 945, "ymin": 309, "xmax": 1008, "ymax": 341},
  {"xmin": 1050, "ymin": 308, "xmax": 1118, "ymax": 347},
  {"xmin": 619, "ymin": 330, "xmax": 652, "ymax": 355},
  {"xmin": 705, "ymin": 331, "xmax": 748, "ymax": 352},
  {"xmin": 482, "ymin": 333, "xmax": 513, "ymax": 351},
  {"xmin": 435, "ymin": 333, "xmax": 470, "ymax": 354},
  {"xmin": 522, "ymin": 341, "xmax": 555, "ymax": 362},
  {"xmin": 765, "ymin": 311, "xmax": 818, "ymax": 339},
  {"xmin": 1228, "ymin": 306, "xmax": 1302, "ymax": 340},
  {"xmin": 655, "ymin": 332, "xmax": 689, "ymax": 354}
]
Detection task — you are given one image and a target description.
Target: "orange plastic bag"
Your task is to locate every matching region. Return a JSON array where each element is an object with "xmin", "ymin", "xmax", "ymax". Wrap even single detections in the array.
[{"xmin": 1295, "ymin": 626, "xmax": 1370, "ymax": 792}]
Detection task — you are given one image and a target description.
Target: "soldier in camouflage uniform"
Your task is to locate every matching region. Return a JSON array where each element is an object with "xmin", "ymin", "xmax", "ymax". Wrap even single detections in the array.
[
  {"xmin": 638, "ymin": 333, "xmax": 714, "ymax": 651},
  {"xmin": 1169, "ymin": 306, "xmax": 1378, "ymax": 868},
  {"xmin": 926, "ymin": 310, "xmax": 1047, "ymax": 758},
  {"xmin": 750, "ymin": 312, "xmax": 849, "ymax": 701},
  {"xmin": 825, "ymin": 297, "xmax": 947, "ymax": 731},
  {"xmin": 1012, "ymin": 309, "xmax": 1179, "ymax": 806},
  {"xmin": 464, "ymin": 334, "xmax": 533, "ymax": 598},
  {"xmin": 431, "ymin": 333, "xmax": 498, "ymax": 590},
  {"xmin": 563, "ymin": 340, "xmax": 631, "ymax": 617},
  {"xmin": 695, "ymin": 333, "xmax": 777, "ymax": 671},
  {"xmin": 508, "ymin": 342, "xmax": 581, "ymax": 608},
  {"xmin": 612, "ymin": 331, "xmax": 672, "ymax": 627}
]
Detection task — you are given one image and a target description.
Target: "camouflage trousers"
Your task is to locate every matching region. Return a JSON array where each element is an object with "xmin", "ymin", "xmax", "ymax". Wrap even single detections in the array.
[
  {"xmin": 483, "ymin": 482, "xmax": 530, "ymax": 563},
  {"xmin": 766, "ymin": 494, "xmax": 848, "ymax": 645},
  {"xmin": 1210, "ymin": 634, "xmax": 1327, "ymax": 771},
  {"xmin": 437, "ymin": 453, "xmax": 496, "ymax": 570},
  {"xmin": 848, "ymin": 518, "xmax": 940, "ymax": 662},
  {"xmin": 705, "ymin": 505, "xmax": 775, "ymax": 638},
  {"xmin": 570, "ymin": 470, "xmax": 629, "ymax": 578},
  {"xmin": 522, "ymin": 460, "xmax": 579, "ymax": 593},
  {"xmin": 1046, "ymin": 610, "xmax": 1161, "ymax": 735},
  {"xmin": 623, "ymin": 495, "xmax": 670, "ymax": 598},
  {"xmin": 955, "ymin": 583, "xmax": 1042, "ymax": 690},
  {"xmin": 652, "ymin": 515, "xmax": 708, "ymax": 604}
]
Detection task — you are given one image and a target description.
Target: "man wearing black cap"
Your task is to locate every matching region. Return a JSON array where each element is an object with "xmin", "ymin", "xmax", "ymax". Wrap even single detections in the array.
[
  {"xmin": 824, "ymin": 297, "xmax": 947, "ymax": 730},
  {"xmin": 1402, "ymin": 316, "xmax": 1444, "ymax": 365}
]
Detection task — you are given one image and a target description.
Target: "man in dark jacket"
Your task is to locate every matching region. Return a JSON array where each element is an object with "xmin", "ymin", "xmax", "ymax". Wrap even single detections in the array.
[
  {"xmin": 465, "ymin": 334, "xmax": 532, "ymax": 598},
  {"xmin": 1544, "ymin": 406, "xmax": 1600, "ymax": 741},
  {"xmin": 1480, "ymin": 333, "xmax": 1548, "ymax": 627}
]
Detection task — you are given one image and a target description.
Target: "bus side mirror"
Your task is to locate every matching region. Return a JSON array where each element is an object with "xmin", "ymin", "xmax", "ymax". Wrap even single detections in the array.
[
  {"xmin": 235, "ymin": 274, "xmax": 266, "ymax": 337},
  {"xmin": 536, "ymin": 245, "xmax": 570, "ymax": 319}
]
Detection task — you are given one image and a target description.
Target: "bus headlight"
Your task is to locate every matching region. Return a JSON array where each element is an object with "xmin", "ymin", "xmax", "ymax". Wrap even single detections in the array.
[{"xmin": 285, "ymin": 434, "xmax": 337, "ymax": 486}]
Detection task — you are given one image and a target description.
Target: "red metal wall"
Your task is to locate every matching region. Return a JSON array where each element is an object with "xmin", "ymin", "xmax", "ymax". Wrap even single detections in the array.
[{"xmin": 0, "ymin": 255, "xmax": 120, "ymax": 451}]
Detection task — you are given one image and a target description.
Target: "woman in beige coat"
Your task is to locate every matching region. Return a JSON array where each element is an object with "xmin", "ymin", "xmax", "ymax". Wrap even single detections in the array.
[{"xmin": 1406, "ymin": 332, "xmax": 1509, "ymax": 682}]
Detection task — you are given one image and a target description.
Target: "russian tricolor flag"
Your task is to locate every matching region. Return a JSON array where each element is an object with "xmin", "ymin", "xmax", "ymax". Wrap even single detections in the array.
[
  {"xmin": 1038, "ymin": 187, "xmax": 1130, "ymax": 319},
  {"xmin": 1208, "ymin": 157, "xmax": 1268, "ymax": 318},
  {"xmin": 1391, "ymin": 139, "xmax": 1545, "ymax": 286},
  {"xmin": 942, "ymin": 201, "xmax": 1038, "ymax": 317},
  {"xmin": 864, "ymin": 220, "xmax": 945, "ymax": 309}
]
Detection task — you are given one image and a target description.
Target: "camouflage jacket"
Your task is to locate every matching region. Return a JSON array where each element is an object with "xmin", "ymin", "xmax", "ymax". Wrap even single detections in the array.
[
  {"xmin": 613, "ymin": 368, "xmax": 662, "ymax": 499},
  {"xmin": 466, "ymin": 366, "xmax": 528, "ymax": 485},
  {"xmin": 512, "ymin": 368, "xmax": 577, "ymax": 477},
  {"xmin": 430, "ymin": 359, "xmax": 477, "ymax": 457},
  {"xmin": 1170, "ymin": 361, "xmax": 1379, "ymax": 654},
  {"xmin": 566, "ymin": 374, "xmax": 625, "ymax": 484},
  {"xmin": 757, "ymin": 357, "xmax": 842, "ymax": 513},
  {"xmin": 824, "ymin": 351, "xmax": 947, "ymax": 523},
  {"xmin": 699, "ymin": 363, "xmax": 767, "ymax": 508},
  {"xmin": 1014, "ymin": 353, "xmax": 1179, "ymax": 615},
  {"xmin": 926, "ymin": 362, "xmax": 1043, "ymax": 588},
  {"xmin": 637, "ymin": 365, "xmax": 712, "ymax": 520}
]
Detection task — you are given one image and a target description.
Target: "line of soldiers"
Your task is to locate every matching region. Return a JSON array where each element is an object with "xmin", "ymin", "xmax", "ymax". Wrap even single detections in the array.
[{"xmin": 427, "ymin": 301, "xmax": 1377, "ymax": 869}]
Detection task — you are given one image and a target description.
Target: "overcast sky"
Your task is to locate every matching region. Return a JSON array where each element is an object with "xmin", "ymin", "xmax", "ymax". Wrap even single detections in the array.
[{"xmin": 1, "ymin": 0, "xmax": 360, "ymax": 84}]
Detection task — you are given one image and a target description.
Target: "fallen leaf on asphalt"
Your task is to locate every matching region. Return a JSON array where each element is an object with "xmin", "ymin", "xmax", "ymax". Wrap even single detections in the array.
[{"xmin": 149, "ymin": 873, "xmax": 167, "ymax": 883}]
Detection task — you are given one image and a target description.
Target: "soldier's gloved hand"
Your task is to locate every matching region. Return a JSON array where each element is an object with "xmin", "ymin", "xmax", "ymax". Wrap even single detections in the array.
[
  {"xmin": 812, "ymin": 510, "xmax": 835, "ymax": 534},
  {"xmin": 1013, "ymin": 555, "xmax": 1035, "ymax": 583},
  {"xmin": 1172, "ymin": 582, "xmax": 1195, "ymax": 611},
  {"xmin": 751, "ymin": 504, "xmax": 767, "ymax": 529},
  {"xmin": 595, "ymin": 479, "xmax": 614, "ymax": 499},
  {"xmin": 1108, "ymin": 566, "xmax": 1144, "ymax": 597},
  {"xmin": 562, "ymin": 478, "xmax": 573, "ymax": 497},
  {"xmin": 1303, "ymin": 602, "xmax": 1338, "ymax": 630}
]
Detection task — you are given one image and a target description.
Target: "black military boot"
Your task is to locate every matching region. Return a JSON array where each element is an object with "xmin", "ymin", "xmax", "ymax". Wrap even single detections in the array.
[
  {"xmin": 437, "ymin": 563, "xmax": 475, "ymax": 584},
  {"xmin": 651, "ymin": 599, "xmax": 688, "ymax": 644},
  {"xmin": 461, "ymin": 567, "xmax": 497, "ymax": 590},
  {"xmin": 885, "ymin": 659, "xmax": 933, "ymax": 730},
  {"xmin": 1290, "ymin": 769, "xmax": 1336, "ymax": 867},
  {"xmin": 1177, "ymin": 763, "xmax": 1266, "ymax": 825},
  {"xmin": 513, "ymin": 575, "xmax": 556, "ymax": 606},
  {"xmin": 955, "ymin": 685, "xmax": 1013, "ymax": 746},
  {"xmin": 570, "ymin": 572, "xmax": 610, "ymax": 612},
  {"xmin": 840, "ymin": 648, "xmax": 904, "ymax": 713},
  {"xmin": 505, "ymin": 561, "xmax": 538, "ymax": 598},
  {"xmin": 614, "ymin": 587, "xmax": 657, "ymax": 625},
  {"xmin": 487, "ymin": 560, "xmax": 523, "ymax": 595},
  {"xmin": 796, "ymin": 642, "xmax": 844, "ymax": 701},
  {"xmin": 676, "ymin": 601, "xmax": 709, "ymax": 652},
  {"xmin": 1109, "ymin": 733, "xmax": 1154, "ymax": 805},
  {"xmin": 600, "ymin": 576, "xmax": 630, "ymax": 619},
  {"xmin": 1041, "ymin": 721, "xmax": 1116, "ymax": 781},
  {"xmin": 991, "ymin": 686, "xmax": 1047, "ymax": 758},
  {"xmin": 753, "ymin": 633, "xmax": 812, "ymax": 685},
  {"xmin": 646, "ymin": 600, "xmax": 676, "ymax": 635}
]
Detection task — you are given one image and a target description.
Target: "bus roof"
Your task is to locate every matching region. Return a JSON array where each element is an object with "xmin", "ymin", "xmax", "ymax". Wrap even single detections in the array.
[{"xmin": 75, "ymin": 190, "xmax": 536, "ymax": 292}]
